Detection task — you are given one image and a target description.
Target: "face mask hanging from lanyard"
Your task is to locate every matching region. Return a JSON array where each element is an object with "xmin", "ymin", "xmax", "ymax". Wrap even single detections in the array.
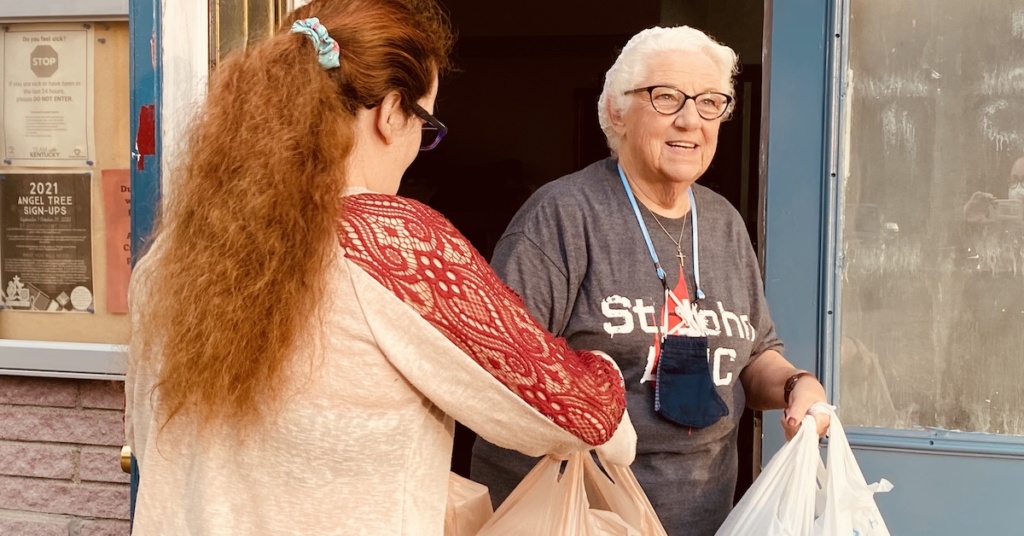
[{"xmin": 617, "ymin": 164, "xmax": 728, "ymax": 429}]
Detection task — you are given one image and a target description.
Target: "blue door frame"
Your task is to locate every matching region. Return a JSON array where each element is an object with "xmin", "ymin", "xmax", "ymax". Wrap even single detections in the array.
[
  {"xmin": 763, "ymin": 1, "xmax": 1024, "ymax": 533},
  {"xmin": 129, "ymin": 0, "xmax": 161, "ymax": 260},
  {"xmin": 128, "ymin": 0, "xmax": 161, "ymax": 522},
  {"xmin": 761, "ymin": 0, "xmax": 834, "ymax": 453}
]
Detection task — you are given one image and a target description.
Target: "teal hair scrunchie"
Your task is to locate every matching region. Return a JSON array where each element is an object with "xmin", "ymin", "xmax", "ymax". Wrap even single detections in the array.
[{"xmin": 290, "ymin": 17, "xmax": 341, "ymax": 70}]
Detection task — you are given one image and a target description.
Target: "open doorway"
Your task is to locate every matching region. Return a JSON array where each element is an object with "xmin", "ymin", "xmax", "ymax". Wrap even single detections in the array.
[{"xmin": 401, "ymin": 0, "xmax": 765, "ymax": 502}]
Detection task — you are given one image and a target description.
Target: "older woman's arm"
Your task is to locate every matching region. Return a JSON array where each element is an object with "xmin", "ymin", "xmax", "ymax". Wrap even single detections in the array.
[{"xmin": 740, "ymin": 349, "xmax": 830, "ymax": 439}]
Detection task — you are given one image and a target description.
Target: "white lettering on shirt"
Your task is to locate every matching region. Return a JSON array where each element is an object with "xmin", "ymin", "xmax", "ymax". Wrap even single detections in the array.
[
  {"xmin": 713, "ymin": 347, "xmax": 736, "ymax": 386},
  {"xmin": 601, "ymin": 295, "xmax": 634, "ymax": 335},
  {"xmin": 603, "ymin": 293, "xmax": 755, "ymax": 387}
]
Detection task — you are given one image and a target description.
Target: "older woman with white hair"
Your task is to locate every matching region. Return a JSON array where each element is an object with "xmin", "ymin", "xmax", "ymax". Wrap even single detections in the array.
[{"xmin": 471, "ymin": 26, "xmax": 830, "ymax": 534}]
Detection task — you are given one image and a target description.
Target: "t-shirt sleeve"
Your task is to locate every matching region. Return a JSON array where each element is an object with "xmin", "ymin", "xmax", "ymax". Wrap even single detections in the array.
[
  {"xmin": 341, "ymin": 194, "xmax": 627, "ymax": 448},
  {"xmin": 490, "ymin": 232, "xmax": 572, "ymax": 335}
]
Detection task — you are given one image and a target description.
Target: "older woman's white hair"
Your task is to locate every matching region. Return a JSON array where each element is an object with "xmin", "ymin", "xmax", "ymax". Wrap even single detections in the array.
[{"xmin": 597, "ymin": 26, "xmax": 739, "ymax": 155}]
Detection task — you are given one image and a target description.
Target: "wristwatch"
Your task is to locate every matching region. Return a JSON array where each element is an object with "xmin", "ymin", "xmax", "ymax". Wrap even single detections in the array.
[{"xmin": 783, "ymin": 371, "xmax": 814, "ymax": 405}]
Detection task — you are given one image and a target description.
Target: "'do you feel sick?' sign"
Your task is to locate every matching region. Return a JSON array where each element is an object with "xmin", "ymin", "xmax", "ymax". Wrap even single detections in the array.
[
  {"xmin": 0, "ymin": 173, "xmax": 93, "ymax": 313},
  {"xmin": 1, "ymin": 24, "xmax": 95, "ymax": 168}
]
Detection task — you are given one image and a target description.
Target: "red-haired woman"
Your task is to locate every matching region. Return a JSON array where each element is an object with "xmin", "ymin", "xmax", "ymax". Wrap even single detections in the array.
[{"xmin": 124, "ymin": 0, "xmax": 635, "ymax": 533}]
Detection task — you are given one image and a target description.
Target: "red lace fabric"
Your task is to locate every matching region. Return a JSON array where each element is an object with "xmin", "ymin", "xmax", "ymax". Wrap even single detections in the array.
[{"xmin": 340, "ymin": 194, "xmax": 626, "ymax": 445}]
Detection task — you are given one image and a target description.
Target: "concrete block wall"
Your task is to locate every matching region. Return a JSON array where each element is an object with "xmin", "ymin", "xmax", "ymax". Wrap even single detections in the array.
[{"xmin": 0, "ymin": 376, "xmax": 129, "ymax": 536}]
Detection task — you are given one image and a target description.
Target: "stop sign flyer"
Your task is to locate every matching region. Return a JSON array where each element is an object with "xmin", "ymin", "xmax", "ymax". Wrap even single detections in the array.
[{"xmin": 1, "ymin": 24, "xmax": 94, "ymax": 167}]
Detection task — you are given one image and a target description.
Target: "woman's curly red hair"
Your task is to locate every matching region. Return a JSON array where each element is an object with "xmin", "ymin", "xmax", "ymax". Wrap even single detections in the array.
[{"xmin": 133, "ymin": 0, "xmax": 453, "ymax": 433}]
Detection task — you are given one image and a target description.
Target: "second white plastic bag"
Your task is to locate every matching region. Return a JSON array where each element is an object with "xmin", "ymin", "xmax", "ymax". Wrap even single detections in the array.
[
  {"xmin": 815, "ymin": 405, "xmax": 893, "ymax": 535},
  {"xmin": 716, "ymin": 404, "xmax": 893, "ymax": 536}
]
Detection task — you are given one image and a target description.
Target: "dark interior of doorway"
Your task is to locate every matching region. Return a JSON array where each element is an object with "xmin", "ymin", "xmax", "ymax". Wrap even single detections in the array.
[{"xmin": 400, "ymin": 1, "xmax": 765, "ymax": 505}]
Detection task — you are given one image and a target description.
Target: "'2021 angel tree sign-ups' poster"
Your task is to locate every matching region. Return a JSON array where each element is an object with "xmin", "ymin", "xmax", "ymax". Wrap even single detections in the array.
[{"xmin": 0, "ymin": 173, "xmax": 93, "ymax": 312}]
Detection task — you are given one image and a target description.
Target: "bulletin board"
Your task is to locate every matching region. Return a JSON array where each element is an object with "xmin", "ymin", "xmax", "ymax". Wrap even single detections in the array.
[{"xmin": 0, "ymin": 20, "xmax": 129, "ymax": 377}]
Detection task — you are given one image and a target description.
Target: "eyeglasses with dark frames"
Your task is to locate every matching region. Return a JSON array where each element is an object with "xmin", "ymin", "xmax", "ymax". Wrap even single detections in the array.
[
  {"xmin": 411, "ymin": 102, "xmax": 447, "ymax": 151},
  {"xmin": 625, "ymin": 85, "xmax": 733, "ymax": 120}
]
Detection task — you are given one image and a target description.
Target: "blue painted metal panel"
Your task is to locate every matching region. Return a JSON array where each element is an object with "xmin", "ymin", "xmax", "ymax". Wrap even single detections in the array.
[
  {"xmin": 129, "ymin": 0, "xmax": 161, "ymax": 264},
  {"xmin": 761, "ymin": 0, "xmax": 834, "ymax": 455},
  {"xmin": 854, "ymin": 448, "xmax": 1024, "ymax": 534},
  {"xmin": 128, "ymin": 0, "xmax": 161, "ymax": 523},
  {"xmin": 129, "ymin": 454, "xmax": 139, "ymax": 527}
]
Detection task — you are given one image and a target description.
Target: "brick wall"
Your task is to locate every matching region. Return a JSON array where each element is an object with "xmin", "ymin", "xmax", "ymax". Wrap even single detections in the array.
[{"xmin": 0, "ymin": 376, "xmax": 129, "ymax": 536}]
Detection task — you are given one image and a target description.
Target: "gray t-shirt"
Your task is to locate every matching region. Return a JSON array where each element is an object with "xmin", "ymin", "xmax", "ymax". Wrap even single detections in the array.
[{"xmin": 470, "ymin": 158, "xmax": 782, "ymax": 536}]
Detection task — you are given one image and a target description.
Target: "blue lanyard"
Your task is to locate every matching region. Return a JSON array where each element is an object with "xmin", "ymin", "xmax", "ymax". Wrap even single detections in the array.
[{"xmin": 617, "ymin": 164, "xmax": 705, "ymax": 301}]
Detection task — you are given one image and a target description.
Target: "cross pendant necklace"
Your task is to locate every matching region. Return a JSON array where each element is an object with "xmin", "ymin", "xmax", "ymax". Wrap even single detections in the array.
[
  {"xmin": 647, "ymin": 209, "xmax": 688, "ymax": 270},
  {"xmin": 674, "ymin": 246, "xmax": 685, "ymax": 267}
]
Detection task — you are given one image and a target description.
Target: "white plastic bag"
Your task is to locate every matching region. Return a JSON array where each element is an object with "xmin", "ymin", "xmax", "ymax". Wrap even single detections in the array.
[
  {"xmin": 815, "ymin": 405, "xmax": 893, "ymax": 535},
  {"xmin": 476, "ymin": 454, "xmax": 593, "ymax": 535},
  {"xmin": 717, "ymin": 403, "xmax": 893, "ymax": 536},
  {"xmin": 716, "ymin": 411, "xmax": 821, "ymax": 535},
  {"xmin": 444, "ymin": 472, "xmax": 493, "ymax": 536},
  {"xmin": 478, "ymin": 452, "xmax": 663, "ymax": 536},
  {"xmin": 582, "ymin": 453, "xmax": 668, "ymax": 536}
]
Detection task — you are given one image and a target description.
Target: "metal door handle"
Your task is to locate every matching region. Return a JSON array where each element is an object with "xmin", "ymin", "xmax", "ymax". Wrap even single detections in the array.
[{"xmin": 121, "ymin": 445, "xmax": 132, "ymax": 473}]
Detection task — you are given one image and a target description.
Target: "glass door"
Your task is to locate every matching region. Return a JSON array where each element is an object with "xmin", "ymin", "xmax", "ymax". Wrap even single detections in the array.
[
  {"xmin": 837, "ymin": 0, "xmax": 1024, "ymax": 439},
  {"xmin": 764, "ymin": 1, "xmax": 1024, "ymax": 533}
]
